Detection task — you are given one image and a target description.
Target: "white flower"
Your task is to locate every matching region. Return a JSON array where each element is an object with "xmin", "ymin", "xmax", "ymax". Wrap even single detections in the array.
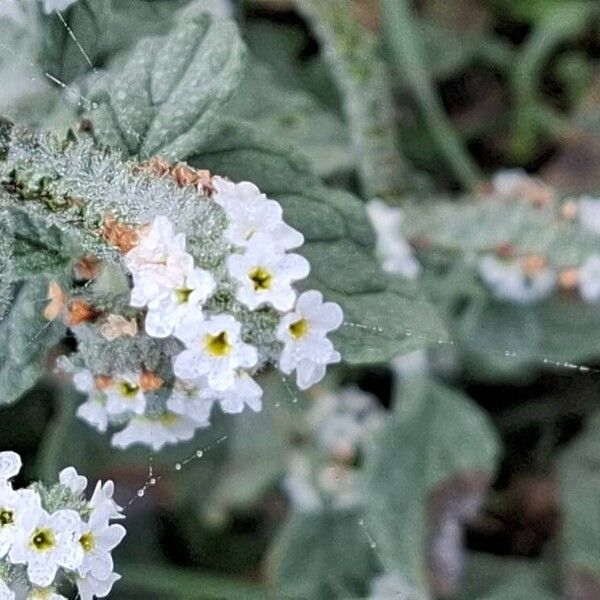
[
  {"xmin": 73, "ymin": 370, "xmax": 109, "ymax": 433},
  {"xmin": 579, "ymin": 255, "xmax": 600, "ymax": 302},
  {"xmin": 76, "ymin": 572, "xmax": 120, "ymax": 600},
  {"xmin": 212, "ymin": 177, "xmax": 303, "ymax": 250},
  {"xmin": 366, "ymin": 199, "xmax": 421, "ymax": 279},
  {"xmin": 0, "ymin": 452, "xmax": 22, "ymax": 488},
  {"xmin": 174, "ymin": 314, "xmax": 258, "ymax": 391},
  {"xmin": 89, "ymin": 482, "xmax": 123, "ymax": 521},
  {"xmin": 125, "ymin": 216, "xmax": 193, "ymax": 308},
  {"xmin": 77, "ymin": 508, "xmax": 126, "ymax": 580},
  {"xmin": 0, "ymin": 580, "xmax": 13, "ymax": 600},
  {"xmin": 59, "ymin": 467, "xmax": 87, "ymax": 496},
  {"xmin": 227, "ymin": 234, "xmax": 309, "ymax": 311},
  {"xmin": 167, "ymin": 379, "xmax": 214, "ymax": 425},
  {"xmin": 103, "ymin": 374, "xmax": 146, "ymax": 416},
  {"xmin": 579, "ymin": 196, "xmax": 600, "ymax": 235},
  {"xmin": 40, "ymin": 0, "xmax": 78, "ymax": 14},
  {"xmin": 309, "ymin": 388, "xmax": 384, "ymax": 460},
  {"xmin": 276, "ymin": 291, "xmax": 343, "ymax": 390},
  {"xmin": 144, "ymin": 267, "xmax": 215, "ymax": 338},
  {"xmin": 111, "ymin": 414, "xmax": 198, "ymax": 451},
  {"xmin": 9, "ymin": 509, "xmax": 83, "ymax": 587},
  {"xmin": 0, "ymin": 486, "xmax": 42, "ymax": 558},
  {"xmin": 478, "ymin": 254, "xmax": 556, "ymax": 304},
  {"xmin": 217, "ymin": 372, "xmax": 263, "ymax": 414}
]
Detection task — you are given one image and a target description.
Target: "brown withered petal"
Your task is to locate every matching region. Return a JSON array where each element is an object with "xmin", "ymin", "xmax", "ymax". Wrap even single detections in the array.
[
  {"xmin": 73, "ymin": 255, "xmax": 102, "ymax": 281},
  {"xmin": 147, "ymin": 156, "xmax": 172, "ymax": 178},
  {"xmin": 67, "ymin": 299, "xmax": 98, "ymax": 327},
  {"xmin": 101, "ymin": 214, "xmax": 140, "ymax": 253},
  {"xmin": 43, "ymin": 280, "xmax": 68, "ymax": 321},
  {"xmin": 521, "ymin": 254, "xmax": 546, "ymax": 277},
  {"xmin": 94, "ymin": 375, "xmax": 113, "ymax": 391},
  {"xmin": 139, "ymin": 371, "xmax": 164, "ymax": 392}
]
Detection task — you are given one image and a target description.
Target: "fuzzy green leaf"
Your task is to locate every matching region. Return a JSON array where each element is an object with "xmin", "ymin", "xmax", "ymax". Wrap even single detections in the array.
[
  {"xmin": 88, "ymin": 10, "xmax": 246, "ymax": 159},
  {"xmin": 0, "ymin": 280, "xmax": 65, "ymax": 405},
  {"xmin": 270, "ymin": 509, "xmax": 379, "ymax": 600},
  {"xmin": 364, "ymin": 379, "xmax": 501, "ymax": 596},
  {"xmin": 557, "ymin": 410, "xmax": 600, "ymax": 591}
]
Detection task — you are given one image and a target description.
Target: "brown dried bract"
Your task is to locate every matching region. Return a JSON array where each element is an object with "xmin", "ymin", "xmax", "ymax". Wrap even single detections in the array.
[
  {"xmin": 73, "ymin": 255, "xmax": 102, "ymax": 281},
  {"xmin": 43, "ymin": 280, "xmax": 67, "ymax": 321},
  {"xmin": 67, "ymin": 299, "xmax": 98, "ymax": 327},
  {"xmin": 140, "ymin": 371, "xmax": 164, "ymax": 392},
  {"xmin": 494, "ymin": 242, "xmax": 515, "ymax": 259},
  {"xmin": 145, "ymin": 157, "xmax": 214, "ymax": 195},
  {"xmin": 560, "ymin": 268, "xmax": 580, "ymax": 290},
  {"xmin": 521, "ymin": 254, "xmax": 546, "ymax": 277},
  {"xmin": 101, "ymin": 214, "xmax": 140, "ymax": 253},
  {"xmin": 94, "ymin": 375, "xmax": 113, "ymax": 391}
]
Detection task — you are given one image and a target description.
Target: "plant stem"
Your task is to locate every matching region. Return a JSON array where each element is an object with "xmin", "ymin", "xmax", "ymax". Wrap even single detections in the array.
[
  {"xmin": 379, "ymin": 0, "xmax": 482, "ymax": 191},
  {"xmin": 36, "ymin": 383, "xmax": 75, "ymax": 482}
]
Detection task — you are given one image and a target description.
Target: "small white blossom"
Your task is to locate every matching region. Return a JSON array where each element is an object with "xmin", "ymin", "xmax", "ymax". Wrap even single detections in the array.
[
  {"xmin": 579, "ymin": 196, "xmax": 600, "ymax": 235},
  {"xmin": 174, "ymin": 314, "xmax": 258, "ymax": 391},
  {"xmin": 167, "ymin": 379, "xmax": 214, "ymax": 425},
  {"xmin": 478, "ymin": 254, "xmax": 556, "ymax": 304},
  {"xmin": 213, "ymin": 177, "xmax": 303, "ymax": 250},
  {"xmin": 227, "ymin": 234, "xmax": 309, "ymax": 311},
  {"xmin": 0, "ymin": 580, "xmax": 13, "ymax": 600},
  {"xmin": 10, "ymin": 509, "xmax": 83, "ymax": 587},
  {"xmin": 366, "ymin": 199, "xmax": 421, "ymax": 278},
  {"xmin": 111, "ymin": 414, "xmax": 197, "ymax": 451},
  {"xmin": 76, "ymin": 572, "xmax": 121, "ymax": 600},
  {"xmin": 73, "ymin": 371, "xmax": 109, "ymax": 433},
  {"xmin": 283, "ymin": 455, "xmax": 323, "ymax": 513},
  {"xmin": 0, "ymin": 452, "xmax": 22, "ymax": 488},
  {"xmin": 277, "ymin": 291, "xmax": 343, "ymax": 390},
  {"xmin": 89, "ymin": 481, "xmax": 123, "ymax": 522},
  {"xmin": 0, "ymin": 487, "xmax": 42, "ymax": 558},
  {"xmin": 77, "ymin": 507, "xmax": 126, "ymax": 581},
  {"xmin": 579, "ymin": 255, "xmax": 600, "ymax": 302},
  {"xmin": 125, "ymin": 216, "xmax": 193, "ymax": 308},
  {"xmin": 144, "ymin": 267, "xmax": 215, "ymax": 338},
  {"xmin": 103, "ymin": 374, "xmax": 146, "ymax": 417},
  {"xmin": 59, "ymin": 467, "xmax": 87, "ymax": 496}
]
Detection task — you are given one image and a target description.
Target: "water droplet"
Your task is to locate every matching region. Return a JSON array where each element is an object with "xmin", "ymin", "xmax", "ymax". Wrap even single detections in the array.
[
  {"xmin": 196, "ymin": 450, "xmax": 204, "ymax": 458},
  {"xmin": 137, "ymin": 489, "xmax": 145, "ymax": 497},
  {"xmin": 358, "ymin": 519, "xmax": 364, "ymax": 526},
  {"xmin": 149, "ymin": 478, "xmax": 156, "ymax": 486},
  {"xmin": 370, "ymin": 541, "xmax": 376, "ymax": 549},
  {"xmin": 175, "ymin": 463, "xmax": 182, "ymax": 471}
]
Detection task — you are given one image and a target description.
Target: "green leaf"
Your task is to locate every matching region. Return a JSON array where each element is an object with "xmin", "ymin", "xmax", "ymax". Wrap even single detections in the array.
[
  {"xmin": 270, "ymin": 509, "xmax": 379, "ymax": 599},
  {"xmin": 88, "ymin": 10, "xmax": 246, "ymax": 159},
  {"xmin": 364, "ymin": 379, "xmax": 501, "ymax": 596},
  {"xmin": 0, "ymin": 279, "xmax": 65, "ymax": 405},
  {"xmin": 459, "ymin": 553, "xmax": 558, "ymax": 600},
  {"xmin": 557, "ymin": 410, "xmax": 600, "ymax": 592}
]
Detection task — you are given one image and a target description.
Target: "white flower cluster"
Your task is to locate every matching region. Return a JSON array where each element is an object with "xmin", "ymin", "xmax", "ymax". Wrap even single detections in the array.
[
  {"xmin": 71, "ymin": 177, "xmax": 343, "ymax": 450},
  {"xmin": 284, "ymin": 387, "xmax": 384, "ymax": 512},
  {"xmin": 366, "ymin": 199, "xmax": 421, "ymax": 279},
  {"xmin": 477, "ymin": 254, "xmax": 556, "ymax": 305},
  {"xmin": 0, "ymin": 452, "xmax": 125, "ymax": 600}
]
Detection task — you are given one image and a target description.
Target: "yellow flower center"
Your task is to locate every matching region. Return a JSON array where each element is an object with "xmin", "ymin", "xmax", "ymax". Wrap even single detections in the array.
[
  {"xmin": 248, "ymin": 266, "xmax": 272, "ymax": 291},
  {"xmin": 30, "ymin": 528, "xmax": 55, "ymax": 552},
  {"xmin": 175, "ymin": 287, "xmax": 193, "ymax": 304},
  {"xmin": 117, "ymin": 381, "xmax": 140, "ymax": 398},
  {"xmin": 289, "ymin": 318, "xmax": 309, "ymax": 340},
  {"xmin": 204, "ymin": 331, "xmax": 231, "ymax": 357},
  {"xmin": 0, "ymin": 509, "xmax": 14, "ymax": 527},
  {"xmin": 79, "ymin": 532, "xmax": 95, "ymax": 553},
  {"xmin": 161, "ymin": 413, "xmax": 178, "ymax": 425}
]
